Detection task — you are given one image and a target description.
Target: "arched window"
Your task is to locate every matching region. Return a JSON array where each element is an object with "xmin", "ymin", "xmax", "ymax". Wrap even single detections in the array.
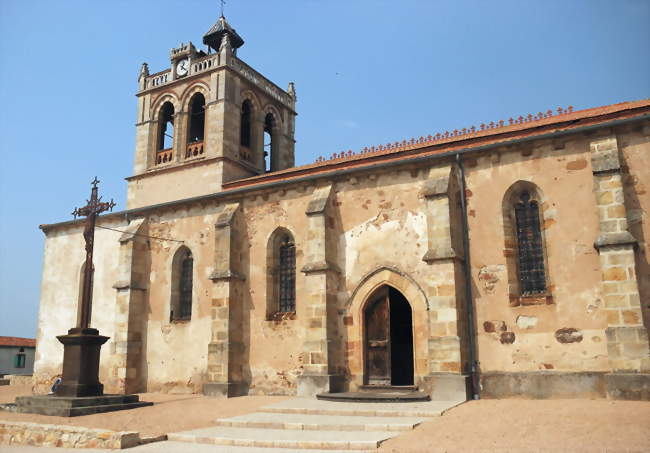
[
  {"xmin": 158, "ymin": 102, "xmax": 175, "ymax": 151},
  {"xmin": 502, "ymin": 182, "xmax": 550, "ymax": 305},
  {"xmin": 240, "ymin": 100, "xmax": 252, "ymax": 149},
  {"xmin": 514, "ymin": 191, "xmax": 546, "ymax": 295},
  {"xmin": 263, "ymin": 113, "xmax": 275, "ymax": 173},
  {"xmin": 278, "ymin": 235, "xmax": 296, "ymax": 312},
  {"xmin": 171, "ymin": 247, "xmax": 193, "ymax": 321},
  {"xmin": 267, "ymin": 229, "xmax": 296, "ymax": 317},
  {"xmin": 187, "ymin": 93, "xmax": 205, "ymax": 144}
]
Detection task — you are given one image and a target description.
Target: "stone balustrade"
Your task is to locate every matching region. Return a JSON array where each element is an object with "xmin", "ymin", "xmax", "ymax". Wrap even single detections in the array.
[
  {"xmin": 185, "ymin": 141, "xmax": 205, "ymax": 159},
  {"xmin": 155, "ymin": 148, "xmax": 173, "ymax": 165}
]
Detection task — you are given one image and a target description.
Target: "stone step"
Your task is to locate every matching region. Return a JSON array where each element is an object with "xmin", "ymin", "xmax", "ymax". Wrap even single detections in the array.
[
  {"xmin": 260, "ymin": 397, "xmax": 463, "ymax": 417},
  {"xmin": 15, "ymin": 400, "xmax": 153, "ymax": 417},
  {"xmin": 317, "ymin": 391, "xmax": 430, "ymax": 403},
  {"xmin": 132, "ymin": 441, "xmax": 374, "ymax": 453},
  {"xmin": 167, "ymin": 426, "xmax": 398, "ymax": 450},
  {"xmin": 215, "ymin": 411, "xmax": 426, "ymax": 431},
  {"xmin": 15, "ymin": 394, "xmax": 141, "ymax": 408},
  {"xmin": 357, "ymin": 384, "xmax": 419, "ymax": 392}
]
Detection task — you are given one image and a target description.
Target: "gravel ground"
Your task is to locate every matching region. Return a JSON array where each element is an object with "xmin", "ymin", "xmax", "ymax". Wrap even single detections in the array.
[{"xmin": 2, "ymin": 385, "xmax": 649, "ymax": 452}]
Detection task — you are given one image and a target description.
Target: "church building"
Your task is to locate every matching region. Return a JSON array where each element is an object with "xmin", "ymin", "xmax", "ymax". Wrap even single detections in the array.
[{"xmin": 33, "ymin": 15, "xmax": 650, "ymax": 401}]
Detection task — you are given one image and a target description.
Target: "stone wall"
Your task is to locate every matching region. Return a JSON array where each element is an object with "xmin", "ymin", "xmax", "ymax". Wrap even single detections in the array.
[
  {"xmin": 0, "ymin": 421, "xmax": 140, "ymax": 449},
  {"xmin": 466, "ymin": 135, "xmax": 612, "ymax": 373}
]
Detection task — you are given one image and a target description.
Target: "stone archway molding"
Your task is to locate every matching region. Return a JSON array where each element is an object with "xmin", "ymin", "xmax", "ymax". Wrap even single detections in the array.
[{"xmin": 345, "ymin": 266, "xmax": 430, "ymax": 313}]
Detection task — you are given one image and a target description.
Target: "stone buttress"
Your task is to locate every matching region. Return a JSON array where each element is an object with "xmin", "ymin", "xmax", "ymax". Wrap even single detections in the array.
[
  {"xmin": 589, "ymin": 135, "xmax": 650, "ymax": 399},
  {"xmin": 297, "ymin": 184, "xmax": 344, "ymax": 396},
  {"xmin": 107, "ymin": 219, "xmax": 148, "ymax": 394},
  {"xmin": 203, "ymin": 202, "xmax": 247, "ymax": 397},
  {"xmin": 421, "ymin": 165, "xmax": 472, "ymax": 400}
]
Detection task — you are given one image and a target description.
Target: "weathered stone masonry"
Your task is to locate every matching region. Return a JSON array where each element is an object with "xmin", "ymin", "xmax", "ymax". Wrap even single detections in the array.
[{"xmin": 589, "ymin": 136, "xmax": 650, "ymax": 376}]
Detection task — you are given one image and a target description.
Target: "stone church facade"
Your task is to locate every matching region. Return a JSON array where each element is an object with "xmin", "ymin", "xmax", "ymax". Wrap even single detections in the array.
[{"xmin": 33, "ymin": 16, "xmax": 650, "ymax": 400}]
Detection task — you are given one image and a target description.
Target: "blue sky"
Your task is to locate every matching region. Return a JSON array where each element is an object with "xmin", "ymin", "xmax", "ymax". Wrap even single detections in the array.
[{"xmin": 0, "ymin": 0, "xmax": 648, "ymax": 338}]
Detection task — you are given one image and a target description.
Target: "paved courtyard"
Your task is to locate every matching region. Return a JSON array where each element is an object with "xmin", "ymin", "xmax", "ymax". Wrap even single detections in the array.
[{"xmin": 1, "ymin": 385, "xmax": 649, "ymax": 452}]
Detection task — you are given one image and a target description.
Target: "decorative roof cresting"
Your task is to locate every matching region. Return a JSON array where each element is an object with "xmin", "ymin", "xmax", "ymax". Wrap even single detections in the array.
[{"xmin": 315, "ymin": 106, "xmax": 576, "ymax": 163}]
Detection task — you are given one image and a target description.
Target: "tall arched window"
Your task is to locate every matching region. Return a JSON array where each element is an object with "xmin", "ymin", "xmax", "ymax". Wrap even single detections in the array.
[
  {"xmin": 156, "ymin": 102, "xmax": 175, "ymax": 165},
  {"xmin": 240, "ymin": 100, "xmax": 252, "ymax": 149},
  {"xmin": 502, "ymin": 181, "xmax": 551, "ymax": 306},
  {"xmin": 263, "ymin": 113, "xmax": 275, "ymax": 173},
  {"xmin": 171, "ymin": 247, "xmax": 193, "ymax": 321},
  {"xmin": 187, "ymin": 93, "xmax": 205, "ymax": 144},
  {"xmin": 514, "ymin": 191, "xmax": 546, "ymax": 295},
  {"xmin": 266, "ymin": 228, "xmax": 296, "ymax": 318}
]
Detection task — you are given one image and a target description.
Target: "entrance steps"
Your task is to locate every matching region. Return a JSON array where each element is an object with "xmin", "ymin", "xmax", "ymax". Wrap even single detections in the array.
[
  {"xmin": 317, "ymin": 385, "xmax": 431, "ymax": 403},
  {"xmin": 215, "ymin": 411, "xmax": 425, "ymax": 431},
  {"xmin": 167, "ymin": 397, "xmax": 464, "ymax": 451}
]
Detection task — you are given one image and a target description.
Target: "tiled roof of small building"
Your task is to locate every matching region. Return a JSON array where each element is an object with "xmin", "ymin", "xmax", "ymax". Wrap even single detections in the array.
[{"xmin": 0, "ymin": 336, "xmax": 36, "ymax": 348}]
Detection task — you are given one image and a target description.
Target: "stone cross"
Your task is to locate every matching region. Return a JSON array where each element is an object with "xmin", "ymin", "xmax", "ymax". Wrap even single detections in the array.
[{"xmin": 71, "ymin": 177, "xmax": 115, "ymax": 330}]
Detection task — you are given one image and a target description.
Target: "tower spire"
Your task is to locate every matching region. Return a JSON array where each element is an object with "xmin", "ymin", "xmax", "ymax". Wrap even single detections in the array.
[{"xmin": 203, "ymin": 10, "xmax": 244, "ymax": 53}]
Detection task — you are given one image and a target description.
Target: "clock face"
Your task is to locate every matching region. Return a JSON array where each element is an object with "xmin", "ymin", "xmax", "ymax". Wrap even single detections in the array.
[{"xmin": 176, "ymin": 59, "xmax": 189, "ymax": 77}]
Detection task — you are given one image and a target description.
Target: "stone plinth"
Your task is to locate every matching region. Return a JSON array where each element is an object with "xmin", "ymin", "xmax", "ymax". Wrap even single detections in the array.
[
  {"xmin": 56, "ymin": 328, "xmax": 109, "ymax": 397},
  {"xmin": 14, "ymin": 394, "xmax": 152, "ymax": 417}
]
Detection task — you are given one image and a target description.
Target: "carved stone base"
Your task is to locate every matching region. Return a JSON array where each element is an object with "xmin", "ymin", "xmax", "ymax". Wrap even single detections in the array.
[
  {"xmin": 297, "ymin": 374, "xmax": 344, "ymax": 397},
  {"xmin": 202, "ymin": 381, "xmax": 248, "ymax": 398},
  {"xmin": 55, "ymin": 328, "xmax": 109, "ymax": 397}
]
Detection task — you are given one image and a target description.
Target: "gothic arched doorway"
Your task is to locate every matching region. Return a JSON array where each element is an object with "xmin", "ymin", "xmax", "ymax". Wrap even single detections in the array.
[{"xmin": 364, "ymin": 285, "xmax": 414, "ymax": 386}]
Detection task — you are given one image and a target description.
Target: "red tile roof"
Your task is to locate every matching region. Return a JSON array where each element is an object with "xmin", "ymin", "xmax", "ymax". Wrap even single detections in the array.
[
  {"xmin": 0, "ymin": 336, "xmax": 36, "ymax": 348},
  {"xmin": 223, "ymin": 98, "xmax": 650, "ymax": 190}
]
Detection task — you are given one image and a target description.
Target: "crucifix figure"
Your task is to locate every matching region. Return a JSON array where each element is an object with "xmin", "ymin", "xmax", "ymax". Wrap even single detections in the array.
[
  {"xmin": 72, "ymin": 177, "xmax": 115, "ymax": 330},
  {"xmin": 55, "ymin": 177, "xmax": 115, "ymax": 397}
]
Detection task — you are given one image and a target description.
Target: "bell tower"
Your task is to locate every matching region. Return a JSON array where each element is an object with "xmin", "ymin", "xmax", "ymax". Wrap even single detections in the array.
[{"xmin": 127, "ymin": 15, "xmax": 297, "ymax": 209}]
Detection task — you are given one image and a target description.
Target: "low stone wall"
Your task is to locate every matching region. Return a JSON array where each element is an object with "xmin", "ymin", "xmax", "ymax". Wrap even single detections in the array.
[
  {"xmin": 5, "ymin": 375, "xmax": 33, "ymax": 386},
  {"xmin": 0, "ymin": 421, "xmax": 141, "ymax": 449},
  {"xmin": 480, "ymin": 372, "xmax": 650, "ymax": 400}
]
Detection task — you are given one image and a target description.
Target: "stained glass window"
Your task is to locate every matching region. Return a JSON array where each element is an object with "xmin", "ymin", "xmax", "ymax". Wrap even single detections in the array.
[
  {"xmin": 515, "ymin": 191, "xmax": 546, "ymax": 294},
  {"xmin": 278, "ymin": 236, "xmax": 296, "ymax": 312}
]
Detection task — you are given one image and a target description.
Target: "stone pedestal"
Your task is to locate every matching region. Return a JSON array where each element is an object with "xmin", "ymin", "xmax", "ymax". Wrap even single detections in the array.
[
  {"xmin": 202, "ymin": 381, "xmax": 248, "ymax": 398},
  {"xmin": 55, "ymin": 328, "xmax": 109, "ymax": 397},
  {"xmin": 422, "ymin": 373, "xmax": 470, "ymax": 401},
  {"xmin": 297, "ymin": 374, "xmax": 344, "ymax": 397}
]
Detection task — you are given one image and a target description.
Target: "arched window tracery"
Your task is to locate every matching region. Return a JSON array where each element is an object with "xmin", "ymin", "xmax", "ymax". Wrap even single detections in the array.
[
  {"xmin": 502, "ymin": 182, "xmax": 552, "ymax": 305},
  {"xmin": 514, "ymin": 191, "xmax": 546, "ymax": 295}
]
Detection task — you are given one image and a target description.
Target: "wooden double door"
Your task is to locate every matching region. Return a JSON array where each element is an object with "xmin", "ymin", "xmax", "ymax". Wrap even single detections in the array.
[{"xmin": 364, "ymin": 286, "xmax": 414, "ymax": 386}]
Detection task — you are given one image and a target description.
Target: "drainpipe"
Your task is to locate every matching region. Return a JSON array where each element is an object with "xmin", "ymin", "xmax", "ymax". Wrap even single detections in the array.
[{"xmin": 456, "ymin": 153, "xmax": 480, "ymax": 400}]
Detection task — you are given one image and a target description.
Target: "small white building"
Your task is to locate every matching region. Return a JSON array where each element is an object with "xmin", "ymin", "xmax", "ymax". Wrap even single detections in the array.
[{"xmin": 0, "ymin": 337, "xmax": 36, "ymax": 376}]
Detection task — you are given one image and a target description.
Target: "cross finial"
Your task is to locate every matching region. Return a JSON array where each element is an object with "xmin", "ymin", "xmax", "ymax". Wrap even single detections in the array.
[
  {"xmin": 220, "ymin": 0, "xmax": 226, "ymax": 17},
  {"xmin": 91, "ymin": 176, "xmax": 100, "ymax": 188}
]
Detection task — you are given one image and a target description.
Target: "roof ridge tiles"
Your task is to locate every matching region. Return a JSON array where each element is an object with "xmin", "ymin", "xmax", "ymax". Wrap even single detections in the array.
[{"xmin": 223, "ymin": 98, "xmax": 650, "ymax": 188}]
